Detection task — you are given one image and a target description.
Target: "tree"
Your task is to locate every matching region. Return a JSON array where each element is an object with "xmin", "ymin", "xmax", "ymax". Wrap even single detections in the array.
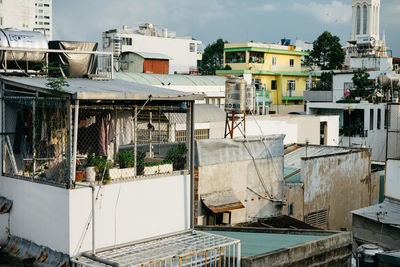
[
  {"xmin": 304, "ymin": 31, "xmax": 345, "ymax": 70},
  {"xmin": 200, "ymin": 38, "xmax": 227, "ymax": 75},
  {"xmin": 352, "ymin": 69, "xmax": 372, "ymax": 97}
]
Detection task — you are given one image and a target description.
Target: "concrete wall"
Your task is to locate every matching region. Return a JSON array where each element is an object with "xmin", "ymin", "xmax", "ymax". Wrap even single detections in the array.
[
  {"xmin": 196, "ymin": 138, "xmax": 284, "ymax": 225},
  {"xmin": 238, "ymin": 115, "xmax": 325, "ymax": 146},
  {"xmin": 0, "ymin": 174, "xmax": 190, "ymax": 256},
  {"xmin": 385, "ymin": 160, "xmax": 400, "ymax": 199},
  {"xmin": 283, "ymin": 184, "xmax": 304, "ymax": 222},
  {"xmin": 319, "ymin": 115, "xmax": 340, "ymax": 146},
  {"xmin": 270, "ymin": 104, "xmax": 305, "ymax": 114},
  {"xmin": 301, "ymin": 150, "xmax": 376, "ymax": 230},
  {"xmin": 352, "ymin": 214, "xmax": 400, "ymax": 250},
  {"xmin": 197, "ymin": 157, "xmax": 283, "ymax": 224}
]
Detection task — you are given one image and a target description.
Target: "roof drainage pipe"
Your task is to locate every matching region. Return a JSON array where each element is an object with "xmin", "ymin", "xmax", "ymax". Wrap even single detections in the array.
[{"xmin": 75, "ymin": 182, "xmax": 96, "ymax": 256}]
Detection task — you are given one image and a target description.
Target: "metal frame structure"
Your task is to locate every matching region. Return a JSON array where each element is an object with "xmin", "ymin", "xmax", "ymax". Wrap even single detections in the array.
[
  {"xmin": 0, "ymin": 47, "xmax": 114, "ymax": 79},
  {"xmin": 71, "ymin": 230, "xmax": 240, "ymax": 267}
]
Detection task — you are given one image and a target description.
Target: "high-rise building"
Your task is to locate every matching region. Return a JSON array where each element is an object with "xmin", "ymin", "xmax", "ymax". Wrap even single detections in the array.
[{"xmin": 0, "ymin": 0, "xmax": 52, "ymax": 40}]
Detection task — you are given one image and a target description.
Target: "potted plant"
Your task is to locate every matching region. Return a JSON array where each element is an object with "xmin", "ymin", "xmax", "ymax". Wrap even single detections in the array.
[
  {"xmin": 165, "ymin": 143, "xmax": 187, "ymax": 171},
  {"xmin": 109, "ymin": 150, "xmax": 136, "ymax": 180},
  {"xmin": 85, "ymin": 150, "xmax": 96, "ymax": 182},
  {"xmin": 143, "ymin": 160, "xmax": 173, "ymax": 176},
  {"xmin": 75, "ymin": 160, "xmax": 85, "ymax": 182}
]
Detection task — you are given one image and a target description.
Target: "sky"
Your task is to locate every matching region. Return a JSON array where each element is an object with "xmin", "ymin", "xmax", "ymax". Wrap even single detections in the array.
[{"xmin": 54, "ymin": 0, "xmax": 400, "ymax": 55}]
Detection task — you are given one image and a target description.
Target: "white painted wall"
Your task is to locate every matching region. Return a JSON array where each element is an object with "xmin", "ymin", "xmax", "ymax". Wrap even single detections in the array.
[
  {"xmin": 0, "ymin": 177, "xmax": 70, "ymax": 253},
  {"xmin": 104, "ymin": 31, "xmax": 201, "ymax": 74},
  {"xmin": 237, "ymin": 115, "xmax": 339, "ymax": 146},
  {"xmin": 0, "ymin": 174, "xmax": 190, "ymax": 256},
  {"xmin": 332, "ymin": 73, "xmax": 353, "ymax": 102},
  {"xmin": 385, "ymin": 160, "xmax": 400, "ymax": 200}
]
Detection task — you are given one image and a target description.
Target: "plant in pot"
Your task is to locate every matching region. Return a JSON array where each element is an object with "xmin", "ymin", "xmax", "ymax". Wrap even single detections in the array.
[
  {"xmin": 93, "ymin": 156, "xmax": 113, "ymax": 184},
  {"xmin": 143, "ymin": 159, "xmax": 173, "ymax": 176},
  {"xmin": 85, "ymin": 149, "xmax": 97, "ymax": 182},
  {"xmin": 109, "ymin": 150, "xmax": 136, "ymax": 180},
  {"xmin": 165, "ymin": 143, "xmax": 187, "ymax": 171},
  {"xmin": 75, "ymin": 160, "xmax": 85, "ymax": 182}
]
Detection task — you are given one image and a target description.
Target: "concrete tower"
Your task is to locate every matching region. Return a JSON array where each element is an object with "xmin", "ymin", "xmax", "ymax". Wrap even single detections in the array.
[{"xmin": 351, "ymin": 0, "xmax": 381, "ymax": 41}]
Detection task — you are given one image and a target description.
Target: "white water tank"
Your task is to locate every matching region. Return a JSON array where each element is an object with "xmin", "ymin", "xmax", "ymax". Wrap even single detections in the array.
[
  {"xmin": 0, "ymin": 29, "xmax": 48, "ymax": 63},
  {"xmin": 162, "ymin": 28, "xmax": 168, "ymax": 38}
]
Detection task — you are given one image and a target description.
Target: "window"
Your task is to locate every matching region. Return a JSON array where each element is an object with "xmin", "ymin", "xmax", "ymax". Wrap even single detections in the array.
[
  {"xmin": 289, "ymin": 59, "xmax": 294, "ymax": 67},
  {"xmin": 0, "ymin": 17, "xmax": 2, "ymax": 26},
  {"xmin": 175, "ymin": 129, "xmax": 210, "ymax": 142},
  {"xmin": 189, "ymin": 43, "xmax": 195, "ymax": 52},
  {"xmin": 122, "ymin": 38, "xmax": 132, "ymax": 46},
  {"xmin": 377, "ymin": 109, "xmax": 381, "ymax": 130},
  {"xmin": 287, "ymin": 80, "xmax": 296, "ymax": 91},
  {"xmin": 272, "ymin": 56, "xmax": 276, "ymax": 66},
  {"xmin": 271, "ymin": 80, "xmax": 277, "ymax": 90},
  {"xmin": 363, "ymin": 5, "xmax": 368, "ymax": 35},
  {"xmin": 44, "ymin": 3, "xmax": 49, "ymax": 7},
  {"xmin": 342, "ymin": 109, "xmax": 365, "ymax": 137},
  {"xmin": 38, "ymin": 9, "xmax": 43, "ymax": 13},
  {"xmin": 370, "ymin": 109, "xmax": 374, "ymax": 130},
  {"xmin": 253, "ymin": 78, "xmax": 262, "ymax": 89},
  {"xmin": 288, "ymin": 203, "xmax": 294, "ymax": 216},
  {"xmin": 249, "ymin": 52, "xmax": 264, "ymax": 63},
  {"xmin": 357, "ymin": 6, "xmax": 361, "ymax": 34},
  {"xmin": 225, "ymin": 51, "xmax": 245, "ymax": 63},
  {"xmin": 44, "ymin": 22, "xmax": 49, "ymax": 25},
  {"xmin": 44, "ymin": 16, "xmax": 50, "ymax": 19}
]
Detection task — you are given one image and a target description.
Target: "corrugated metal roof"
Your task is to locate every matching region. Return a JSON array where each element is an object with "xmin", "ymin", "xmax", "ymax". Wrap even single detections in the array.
[
  {"xmin": 284, "ymin": 145, "xmax": 355, "ymax": 170},
  {"xmin": 114, "ymin": 72, "xmax": 226, "ymax": 86},
  {"xmin": 130, "ymin": 51, "xmax": 172, "ymax": 60},
  {"xmin": 1, "ymin": 76, "xmax": 203, "ymax": 101},
  {"xmin": 352, "ymin": 198, "xmax": 400, "ymax": 228}
]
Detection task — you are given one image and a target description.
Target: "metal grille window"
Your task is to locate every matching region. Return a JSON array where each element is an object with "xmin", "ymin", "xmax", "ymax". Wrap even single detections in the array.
[
  {"xmin": 290, "ymin": 59, "xmax": 295, "ymax": 67},
  {"xmin": 305, "ymin": 209, "xmax": 328, "ymax": 227},
  {"xmin": 189, "ymin": 43, "xmax": 196, "ymax": 52},
  {"xmin": 122, "ymin": 38, "xmax": 132, "ymax": 46},
  {"xmin": 272, "ymin": 56, "xmax": 277, "ymax": 66},
  {"xmin": 176, "ymin": 129, "xmax": 209, "ymax": 142}
]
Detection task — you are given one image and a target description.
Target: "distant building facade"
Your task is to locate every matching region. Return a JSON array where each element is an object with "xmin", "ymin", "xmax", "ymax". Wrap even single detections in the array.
[
  {"xmin": 0, "ymin": 0, "xmax": 52, "ymax": 40},
  {"xmin": 216, "ymin": 41, "xmax": 317, "ymax": 114},
  {"xmin": 103, "ymin": 24, "xmax": 202, "ymax": 74}
]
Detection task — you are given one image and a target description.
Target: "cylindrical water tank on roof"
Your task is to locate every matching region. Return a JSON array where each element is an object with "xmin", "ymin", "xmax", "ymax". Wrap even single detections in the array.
[
  {"xmin": 356, "ymin": 244, "xmax": 383, "ymax": 267},
  {"xmin": 0, "ymin": 29, "xmax": 48, "ymax": 63},
  {"xmin": 225, "ymin": 77, "xmax": 247, "ymax": 113},
  {"xmin": 246, "ymin": 85, "xmax": 256, "ymax": 112},
  {"xmin": 162, "ymin": 28, "xmax": 168, "ymax": 38}
]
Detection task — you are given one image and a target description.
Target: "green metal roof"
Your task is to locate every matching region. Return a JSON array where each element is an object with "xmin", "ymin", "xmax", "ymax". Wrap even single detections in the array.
[
  {"xmin": 130, "ymin": 51, "xmax": 172, "ymax": 60},
  {"xmin": 115, "ymin": 72, "xmax": 227, "ymax": 86},
  {"xmin": 205, "ymin": 231, "xmax": 323, "ymax": 257},
  {"xmin": 284, "ymin": 167, "xmax": 301, "ymax": 183}
]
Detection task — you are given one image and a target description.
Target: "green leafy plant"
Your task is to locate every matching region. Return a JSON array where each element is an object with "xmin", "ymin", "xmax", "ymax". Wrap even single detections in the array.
[
  {"xmin": 116, "ymin": 150, "xmax": 135, "ymax": 168},
  {"xmin": 165, "ymin": 143, "xmax": 187, "ymax": 171},
  {"xmin": 143, "ymin": 160, "xmax": 173, "ymax": 167}
]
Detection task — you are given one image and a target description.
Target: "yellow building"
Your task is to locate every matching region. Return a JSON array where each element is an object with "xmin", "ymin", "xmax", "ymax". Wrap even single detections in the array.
[{"xmin": 216, "ymin": 42, "xmax": 318, "ymax": 113}]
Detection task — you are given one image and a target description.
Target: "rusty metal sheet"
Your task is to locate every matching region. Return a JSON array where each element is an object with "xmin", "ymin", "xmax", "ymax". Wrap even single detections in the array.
[
  {"xmin": 0, "ymin": 196, "xmax": 12, "ymax": 214},
  {"xmin": 3, "ymin": 236, "xmax": 69, "ymax": 267},
  {"xmin": 201, "ymin": 190, "xmax": 245, "ymax": 214}
]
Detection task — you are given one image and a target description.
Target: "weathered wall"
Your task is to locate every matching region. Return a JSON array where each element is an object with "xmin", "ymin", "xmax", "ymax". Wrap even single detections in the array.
[
  {"xmin": 196, "ymin": 137, "xmax": 285, "ymax": 224},
  {"xmin": 301, "ymin": 150, "xmax": 373, "ymax": 230},
  {"xmin": 352, "ymin": 214, "xmax": 400, "ymax": 250},
  {"xmin": 283, "ymin": 184, "xmax": 304, "ymax": 222},
  {"xmin": 241, "ymin": 231, "xmax": 352, "ymax": 267}
]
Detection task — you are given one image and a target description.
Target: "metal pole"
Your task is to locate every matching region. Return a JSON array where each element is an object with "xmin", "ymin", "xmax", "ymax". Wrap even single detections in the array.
[
  {"xmin": 32, "ymin": 96, "xmax": 37, "ymax": 178},
  {"xmin": 237, "ymin": 243, "xmax": 241, "ymax": 267},
  {"xmin": 190, "ymin": 102, "xmax": 195, "ymax": 229},
  {"xmin": 72, "ymin": 100, "xmax": 79, "ymax": 182},
  {"xmin": 0, "ymin": 82, "xmax": 4, "ymax": 175},
  {"xmin": 111, "ymin": 54, "xmax": 114, "ymax": 79},
  {"xmin": 66, "ymin": 99, "xmax": 72, "ymax": 188},
  {"xmin": 75, "ymin": 182, "xmax": 96, "ymax": 255},
  {"xmin": 134, "ymin": 105, "xmax": 137, "ymax": 177},
  {"xmin": 262, "ymin": 85, "xmax": 266, "ymax": 115}
]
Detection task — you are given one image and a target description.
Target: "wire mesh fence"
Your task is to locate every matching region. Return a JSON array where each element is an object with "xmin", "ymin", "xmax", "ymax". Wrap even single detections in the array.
[
  {"xmin": 74, "ymin": 104, "xmax": 191, "ymax": 184},
  {"xmin": 2, "ymin": 96, "xmax": 69, "ymax": 185},
  {"xmin": 1, "ymin": 93, "xmax": 193, "ymax": 187}
]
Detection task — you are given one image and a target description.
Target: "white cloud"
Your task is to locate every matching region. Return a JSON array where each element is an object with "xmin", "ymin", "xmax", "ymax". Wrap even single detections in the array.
[
  {"xmin": 259, "ymin": 4, "xmax": 276, "ymax": 12},
  {"xmin": 293, "ymin": 1, "xmax": 352, "ymax": 25}
]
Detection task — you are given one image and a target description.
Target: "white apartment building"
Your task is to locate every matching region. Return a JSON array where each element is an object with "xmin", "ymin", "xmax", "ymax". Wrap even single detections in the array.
[
  {"xmin": 0, "ymin": 0, "xmax": 52, "ymax": 40},
  {"xmin": 103, "ymin": 24, "xmax": 202, "ymax": 74}
]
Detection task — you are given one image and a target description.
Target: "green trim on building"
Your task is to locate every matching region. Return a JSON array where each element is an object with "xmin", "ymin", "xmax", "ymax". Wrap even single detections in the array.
[
  {"xmin": 224, "ymin": 46, "xmax": 309, "ymax": 56},
  {"xmin": 216, "ymin": 69, "xmax": 319, "ymax": 77},
  {"xmin": 282, "ymin": 96, "xmax": 304, "ymax": 101}
]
